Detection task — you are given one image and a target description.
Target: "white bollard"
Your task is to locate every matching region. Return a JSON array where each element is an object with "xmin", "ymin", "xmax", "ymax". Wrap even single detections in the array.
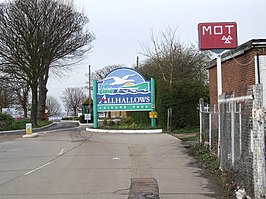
[
  {"xmin": 22, "ymin": 123, "xmax": 38, "ymax": 138},
  {"xmin": 26, "ymin": 123, "xmax": 32, "ymax": 135}
]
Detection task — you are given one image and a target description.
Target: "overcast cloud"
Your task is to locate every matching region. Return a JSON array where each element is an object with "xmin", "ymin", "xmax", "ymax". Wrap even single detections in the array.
[{"xmin": 26, "ymin": 0, "xmax": 266, "ymax": 106}]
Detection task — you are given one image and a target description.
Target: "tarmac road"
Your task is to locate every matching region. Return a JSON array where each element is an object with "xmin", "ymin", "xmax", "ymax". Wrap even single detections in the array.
[{"xmin": 0, "ymin": 127, "xmax": 221, "ymax": 199}]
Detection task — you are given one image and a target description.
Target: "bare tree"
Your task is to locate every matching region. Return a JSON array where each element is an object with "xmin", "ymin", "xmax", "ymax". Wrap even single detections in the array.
[
  {"xmin": 46, "ymin": 96, "xmax": 61, "ymax": 117},
  {"xmin": 13, "ymin": 81, "xmax": 30, "ymax": 118},
  {"xmin": 140, "ymin": 26, "xmax": 210, "ymax": 131},
  {"xmin": 90, "ymin": 65, "xmax": 123, "ymax": 81},
  {"xmin": 0, "ymin": 0, "xmax": 95, "ymax": 125},
  {"xmin": 141, "ymin": 26, "xmax": 209, "ymax": 88},
  {"xmin": 0, "ymin": 74, "xmax": 30, "ymax": 117},
  {"xmin": 61, "ymin": 87, "xmax": 87, "ymax": 116},
  {"xmin": 85, "ymin": 64, "xmax": 123, "ymax": 96},
  {"xmin": 0, "ymin": 77, "xmax": 16, "ymax": 111}
]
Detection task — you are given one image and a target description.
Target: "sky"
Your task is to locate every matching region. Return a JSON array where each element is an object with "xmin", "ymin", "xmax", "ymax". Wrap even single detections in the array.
[{"xmin": 47, "ymin": 0, "xmax": 266, "ymax": 108}]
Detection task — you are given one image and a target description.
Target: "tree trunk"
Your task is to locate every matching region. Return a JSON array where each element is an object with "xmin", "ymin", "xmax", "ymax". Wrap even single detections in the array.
[
  {"xmin": 73, "ymin": 107, "xmax": 77, "ymax": 117},
  {"xmin": 31, "ymin": 82, "xmax": 38, "ymax": 126},
  {"xmin": 23, "ymin": 107, "xmax": 28, "ymax": 118},
  {"xmin": 16, "ymin": 86, "xmax": 29, "ymax": 118},
  {"xmin": 38, "ymin": 81, "xmax": 48, "ymax": 120},
  {"xmin": 38, "ymin": 70, "xmax": 49, "ymax": 120},
  {"xmin": 21, "ymin": 90, "xmax": 28, "ymax": 118}
]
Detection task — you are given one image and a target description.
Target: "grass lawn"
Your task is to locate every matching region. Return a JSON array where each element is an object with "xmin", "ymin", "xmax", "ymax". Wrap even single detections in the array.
[
  {"xmin": 13, "ymin": 119, "xmax": 52, "ymax": 130},
  {"xmin": 172, "ymin": 127, "xmax": 200, "ymax": 142}
]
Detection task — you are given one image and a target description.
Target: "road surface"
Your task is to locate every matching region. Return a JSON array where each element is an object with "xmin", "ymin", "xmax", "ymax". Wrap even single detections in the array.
[{"xmin": 0, "ymin": 127, "xmax": 221, "ymax": 199}]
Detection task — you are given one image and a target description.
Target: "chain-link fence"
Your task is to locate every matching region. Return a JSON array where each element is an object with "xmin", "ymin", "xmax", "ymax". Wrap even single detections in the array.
[{"xmin": 200, "ymin": 84, "xmax": 266, "ymax": 198}]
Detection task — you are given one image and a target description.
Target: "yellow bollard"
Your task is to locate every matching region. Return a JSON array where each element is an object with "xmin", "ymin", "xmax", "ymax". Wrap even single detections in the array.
[
  {"xmin": 26, "ymin": 123, "xmax": 32, "ymax": 135},
  {"xmin": 23, "ymin": 123, "xmax": 38, "ymax": 138}
]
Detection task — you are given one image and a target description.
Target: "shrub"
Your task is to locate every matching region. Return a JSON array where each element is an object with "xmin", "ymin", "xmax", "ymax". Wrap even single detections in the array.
[
  {"xmin": 120, "ymin": 116, "xmax": 134, "ymax": 125},
  {"xmin": 156, "ymin": 80, "xmax": 209, "ymax": 129},
  {"xmin": 0, "ymin": 113, "xmax": 15, "ymax": 131},
  {"xmin": 103, "ymin": 118, "xmax": 108, "ymax": 126},
  {"xmin": 109, "ymin": 120, "xmax": 115, "ymax": 126},
  {"xmin": 13, "ymin": 118, "xmax": 31, "ymax": 129},
  {"xmin": 127, "ymin": 111, "xmax": 150, "ymax": 125}
]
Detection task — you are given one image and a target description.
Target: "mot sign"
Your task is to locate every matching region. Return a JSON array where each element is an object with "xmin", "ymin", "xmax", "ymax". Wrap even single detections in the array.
[{"xmin": 198, "ymin": 22, "xmax": 238, "ymax": 50}]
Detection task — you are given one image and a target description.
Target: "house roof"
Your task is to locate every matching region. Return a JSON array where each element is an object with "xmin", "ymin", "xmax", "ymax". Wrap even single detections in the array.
[{"xmin": 208, "ymin": 39, "xmax": 266, "ymax": 69}]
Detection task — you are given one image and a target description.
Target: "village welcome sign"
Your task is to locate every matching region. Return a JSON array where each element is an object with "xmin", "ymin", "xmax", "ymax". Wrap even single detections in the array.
[{"xmin": 93, "ymin": 68, "xmax": 156, "ymax": 128}]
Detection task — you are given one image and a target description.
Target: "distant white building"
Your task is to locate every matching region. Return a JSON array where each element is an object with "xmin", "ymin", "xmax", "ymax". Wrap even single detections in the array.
[{"xmin": 2, "ymin": 107, "xmax": 24, "ymax": 119}]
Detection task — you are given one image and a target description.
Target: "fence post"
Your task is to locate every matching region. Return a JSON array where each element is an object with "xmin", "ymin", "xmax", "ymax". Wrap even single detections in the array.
[
  {"xmin": 209, "ymin": 112, "xmax": 212, "ymax": 151},
  {"xmin": 218, "ymin": 94, "xmax": 223, "ymax": 160},
  {"xmin": 199, "ymin": 98, "xmax": 204, "ymax": 144},
  {"xmin": 231, "ymin": 99, "xmax": 235, "ymax": 167},
  {"xmin": 252, "ymin": 84, "xmax": 266, "ymax": 198},
  {"xmin": 239, "ymin": 103, "xmax": 242, "ymax": 156}
]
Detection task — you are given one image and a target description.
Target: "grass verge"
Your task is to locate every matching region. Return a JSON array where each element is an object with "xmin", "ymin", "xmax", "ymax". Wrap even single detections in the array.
[
  {"xmin": 187, "ymin": 144, "xmax": 237, "ymax": 198},
  {"xmin": 171, "ymin": 127, "xmax": 200, "ymax": 142},
  {"xmin": 171, "ymin": 127, "xmax": 236, "ymax": 198},
  {"xmin": 13, "ymin": 119, "xmax": 52, "ymax": 130}
]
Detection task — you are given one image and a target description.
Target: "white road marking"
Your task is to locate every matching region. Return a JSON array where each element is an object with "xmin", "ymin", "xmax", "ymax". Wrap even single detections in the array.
[
  {"xmin": 24, "ymin": 162, "xmax": 51, "ymax": 176},
  {"xmin": 112, "ymin": 157, "xmax": 120, "ymax": 160},
  {"xmin": 58, "ymin": 149, "xmax": 64, "ymax": 156}
]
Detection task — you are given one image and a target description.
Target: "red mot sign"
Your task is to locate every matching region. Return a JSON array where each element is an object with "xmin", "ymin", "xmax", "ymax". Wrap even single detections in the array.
[{"xmin": 198, "ymin": 22, "xmax": 238, "ymax": 50}]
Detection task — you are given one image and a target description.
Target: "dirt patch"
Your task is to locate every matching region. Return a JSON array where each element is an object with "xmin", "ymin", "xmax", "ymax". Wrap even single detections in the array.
[
  {"xmin": 177, "ymin": 138, "xmax": 237, "ymax": 199},
  {"xmin": 128, "ymin": 178, "xmax": 160, "ymax": 199},
  {"xmin": 194, "ymin": 161, "xmax": 236, "ymax": 199}
]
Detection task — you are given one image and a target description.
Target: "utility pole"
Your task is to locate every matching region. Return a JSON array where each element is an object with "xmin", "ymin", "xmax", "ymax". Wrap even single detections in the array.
[
  {"xmin": 136, "ymin": 56, "xmax": 139, "ymax": 70},
  {"xmin": 88, "ymin": 65, "xmax": 92, "ymax": 114}
]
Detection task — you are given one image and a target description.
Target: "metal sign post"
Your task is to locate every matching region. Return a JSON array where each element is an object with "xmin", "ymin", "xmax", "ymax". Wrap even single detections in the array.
[
  {"xmin": 93, "ymin": 80, "xmax": 98, "ymax": 128},
  {"xmin": 151, "ymin": 78, "xmax": 156, "ymax": 127},
  {"xmin": 198, "ymin": 21, "xmax": 238, "ymax": 159},
  {"xmin": 216, "ymin": 52, "xmax": 223, "ymax": 97}
]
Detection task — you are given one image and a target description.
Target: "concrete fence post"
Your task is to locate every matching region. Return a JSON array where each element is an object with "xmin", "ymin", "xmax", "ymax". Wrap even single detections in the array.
[
  {"xmin": 199, "ymin": 98, "xmax": 204, "ymax": 145},
  {"xmin": 239, "ymin": 103, "xmax": 242, "ymax": 156},
  {"xmin": 252, "ymin": 84, "xmax": 266, "ymax": 198},
  {"xmin": 231, "ymin": 99, "xmax": 235, "ymax": 167},
  {"xmin": 209, "ymin": 112, "xmax": 212, "ymax": 151}
]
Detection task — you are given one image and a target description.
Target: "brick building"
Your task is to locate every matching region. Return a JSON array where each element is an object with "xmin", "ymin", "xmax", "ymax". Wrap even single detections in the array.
[{"xmin": 208, "ymin": 39, "xmax": 266, "ymax": 107}]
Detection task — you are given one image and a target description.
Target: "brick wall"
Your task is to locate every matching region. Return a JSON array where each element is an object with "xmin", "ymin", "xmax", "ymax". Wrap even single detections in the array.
[
  {"xmin": 222, "ymin": 50, "xmax": 256, "ymax": 94},
  {"xmin": 209, "ymin": 66, "xmax": 217, "ymax": 107},
  {"xmin": 209, "ymin": 47, "xmax": 266, "ymax": 107}
]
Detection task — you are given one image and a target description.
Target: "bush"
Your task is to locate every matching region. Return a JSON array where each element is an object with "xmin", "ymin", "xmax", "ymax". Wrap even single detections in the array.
[
  {"xmin": 127, "ymin": 111, "xmax": 150, "ymax": 125},
  {"xmin": 156, "ymin": 80, "xmax": 209, "ymax": 129},
  {"xmin": 13, "ymin": 118, "xmax": 31, "ymax": 129},
  {"xmin": 103, "ymin": 118, "xmax": 108, "ymax": 126},
  {"xmin": 0, "ymin": 113, "xmax": 15, "ymax": 131},
  {"xmin": 109, "ymin": 120, "xmax": 115, "ymax": 126},
  {"xmin": 120, "ymin": 116, "xmax": 134, "ymax": 125},
  {"xmin": 102, "ymin": 118, "xmax": 116, "ymax": 126}
]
